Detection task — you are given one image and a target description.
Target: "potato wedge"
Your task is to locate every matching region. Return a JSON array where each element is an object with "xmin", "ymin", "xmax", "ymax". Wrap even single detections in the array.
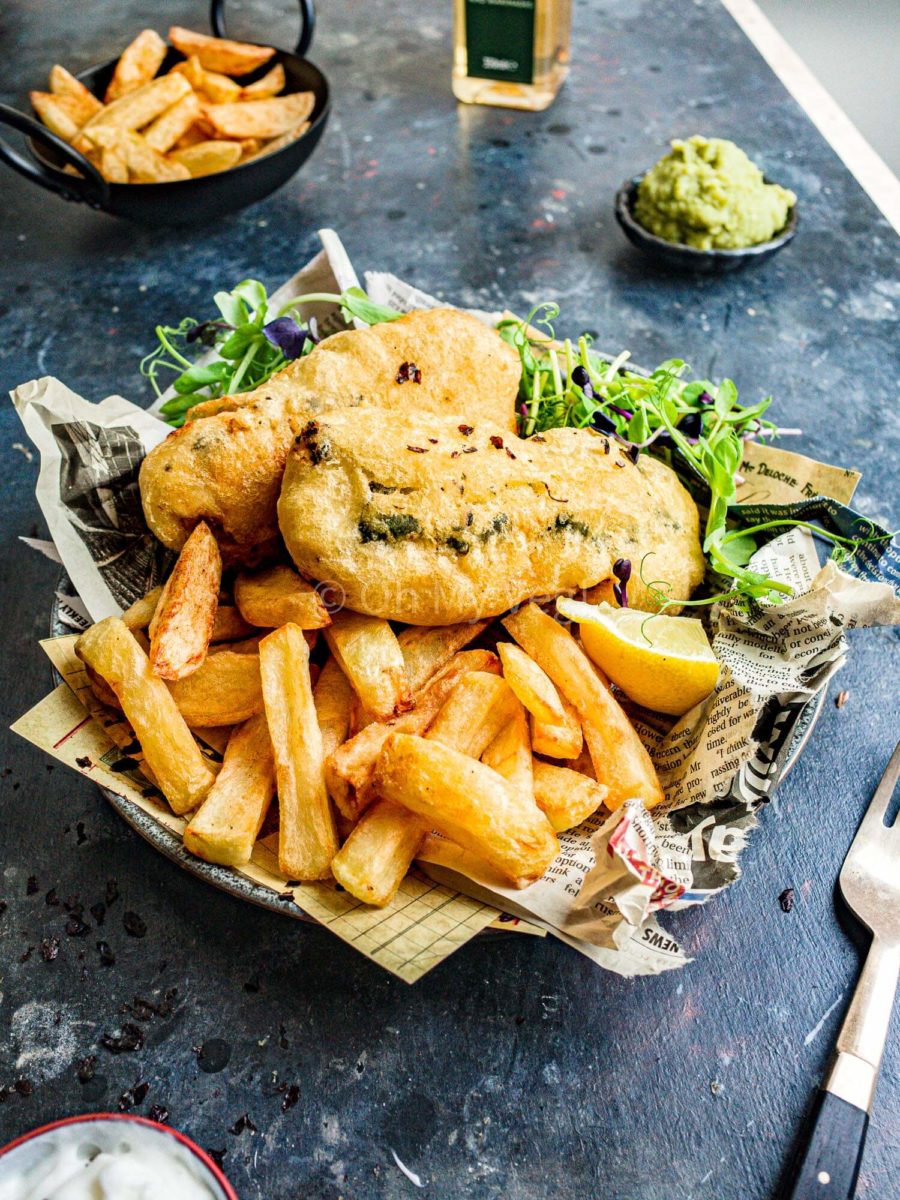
[
  {"xmin": 313, "ymin": 656, "xmax": 355, "ymax": 763},
  {"xmin": 170, "ymin": 139, "xmax": 242, "ymax": 177},
  {"xmin": 49, "ymin": 65, "xmax": 103, "ymax": 109},
  {"xmin": 143, "ymin": 90, "xmax": 202, "ymax": 152},
  {"xmin": 30, "ymin": 92, "xmax": 81, "ymax": 142},
  {"xmin": 49, "ymin": 65, "xmax": 104, "ymax": 122},
  {"xmin": 167, "ymin": 650, "xmax": 262, "ymax": 726},
  {"xmin": 397, "ymin": 619, "xmax": 489, "ymax": 692},
  {"xmin": 325, "ymin": 648, "xmax": 500, "ymax": 820},
  {"xmin": 374, "ymin": 733, "xmax": 558, "ymax": 887},
  {"xmin": 330, "ymin": 800, "xmax": 424, "ymax": 907},
  {"xmin": 426, "ymin": 672, "xmax": 520, "ymax": 759},
  {"xmin": 240, "ymin": 63, "xmax": 286, "ymax": 99},
  {"xmin": 530, "ymin": 691, "xmax": 582, "ymax": 759},
  {"xmin": 260, "ymin": 624, "xmax": 337, "ymax": 880},
  {"xmin": 149, "ymin": 521, "xmax": 221, "ymax": 680},
  {"xmin": 121, "ymin": 586, "xmax": 163, "ymax": 631},
  {"xmin": 183, "ymin": 714, "xmax": 276, "ymax": 866},
  {"xmin": 76, "ymin": 617, "xmax": 215, "ymax": 814},
  {"xmin": 172, "ymin": 123, "xmax": 206, "ymax": 150},
  {"xmin": 105, "ymin": 29, "xmax": 168, "ymax": 102},
  {"xmin": 234, "ymin": 564, "xmax": 330, "ymax": 629},
  {"xmin": 121, "ymin": 129, "xmax": 193, "ymax": 181},
  {"xmin": 323, "ymin": 611, "xmax": 411, "ymax": 721},
  {"xmin": 75, "ymin": 73, "xmax": 192, "ymax": 154},
  {"xmin": 204, "ymin": 92, "xmax": 314, "ymax": 139},
  {"xmin": 503, "ymin": 604, "xmax": 663, "ymax": 808},
  {"xmin": 481, "ymin": 700, "xmax": 533, "ymax": 798},
  {"xmin": 168, "ymin": 26, "xmax": 276, "ymax": 75},
  {"xmin": 100, "ymin": 142, "xmax": 129, "ymax": 183},
  {"xmin": 200, "ymin": 69, "xmax": 242, "ymax": 104},
  {"xmin": 498, "ymin": 641, "xmax": 566, "ymax": 725},
  {"xmin": 244, "ymin": 121, "xmax": 310, "ymax": 160},
  {"xmin": 533, "ymin": 762, "xmax": 608, "ymax": 832}
]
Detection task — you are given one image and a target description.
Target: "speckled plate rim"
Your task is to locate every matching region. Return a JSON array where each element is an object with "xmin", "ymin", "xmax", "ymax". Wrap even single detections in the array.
[{"xmin": 50, "ymin": 591, "xmax": 826, "ymax": 928}]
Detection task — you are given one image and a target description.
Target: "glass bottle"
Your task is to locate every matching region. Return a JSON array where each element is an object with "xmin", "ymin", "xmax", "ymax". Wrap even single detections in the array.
[{"xmin": 452, "ymin": 0, "xmax": 571, "ymax": 111}]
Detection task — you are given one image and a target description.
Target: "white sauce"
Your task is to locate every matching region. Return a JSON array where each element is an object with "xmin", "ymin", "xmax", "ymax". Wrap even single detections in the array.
[{"xmin": 0, "ymin": 1119, "xmax": 223, "ymax": 1200}]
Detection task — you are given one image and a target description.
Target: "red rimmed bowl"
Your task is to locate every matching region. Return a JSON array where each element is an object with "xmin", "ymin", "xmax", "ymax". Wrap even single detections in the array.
[{"xmin": 0, "ymin": 1113, "xmax": 238, "ymax": 1198}]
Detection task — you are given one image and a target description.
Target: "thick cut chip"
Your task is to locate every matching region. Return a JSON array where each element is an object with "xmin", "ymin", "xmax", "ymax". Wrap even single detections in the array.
[
  {"xmin": 498, "ymin": 641, "xmax": 566, "ymax": 725},
  {"xmin": 373, "ymin": 733, "xmax": 558, "ymax": 887},
  {"xmin": 143, "ymin": 90, "xmax": 202, "ymax": 152},
  {"xmin": 203, "ymin": 93, "xmax": 315, "ymax": 139},
  {"xmin": 260, "ymin": 624, "xmax": 337, "ymax": 880},
  {"xmin": 323, "ymin": 611, "xmax": 411, "ymax": 721},
  {"xmin": 168, "ymin": 26, "xmax": 276, "ymax": 75},
  {"xmin": 149, "ymin": 521, "xmax": 222, "ymax": 680},
  {"xmin": 397, "ymin": 620, "xmax": 490, "ymax": 693},
  {"xmin": 503, "ymin": 604, "xmax": 663, "ymax": 808},
  {"xmin": 530, "ymin": 691, "xmax": 582, "ymax": 759},
  {"xmin": 533, "ymin": 762, "xmax": 608, "ymax": 832},
  {"xmin": 234, "ymin": 563, "xmax": 330, "ymax": 629},
  {"xmin": 425, "ymin": 672, "xmax": 520, "ymax": 760},
  {"xmin": 76, "ymin": 618, "xmax": 215, "ymax": 814},
  {"xmin": 167, "ymin": 651, "xmax": 262, "ymax": 726},
  {"xmin": 183, "ymin": 714, "xmax": 276, "ymax": 866},
  {"xmin": 240, "ymin": 63, "xmax": 286, "ymax": 99},
  {"xmin": 330, "ymin": 800, "xmax": 424, "ymax": 907},
  {"xmin": 313, "ymin": 656, "xmax": 355, "ymax": 763},
  {"xmin": 325, "ymin": 649, "xmax": 500, "ymax": 820},
  {"xmin": 210, "ymin": 606, "xmax": 254, "ymax": 642},
  {"xmin": 416, "ymin": 834, "xmax": 509, "ymax": 889},
  {"xmin": 105, "ymin": 29, "xmax": 168, "ymax": 102},
  {"xmin": 481, "ymin": 701, "xmax": 533, "ymax": 798},
  {"xmin": 121, "ymin": 586, "xmax": 163, "ymax": 631}
]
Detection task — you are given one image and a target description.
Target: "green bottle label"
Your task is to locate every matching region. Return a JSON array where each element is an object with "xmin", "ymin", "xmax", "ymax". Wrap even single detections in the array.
[{"xmin": 464, "ymin": 0, "xmax": 535, "ymax": 84}]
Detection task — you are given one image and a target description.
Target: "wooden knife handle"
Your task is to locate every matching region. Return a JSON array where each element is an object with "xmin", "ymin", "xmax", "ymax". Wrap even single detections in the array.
[{"xmin": 784, "ymin": 1090, "xmax": 868, "ymax": 1200}]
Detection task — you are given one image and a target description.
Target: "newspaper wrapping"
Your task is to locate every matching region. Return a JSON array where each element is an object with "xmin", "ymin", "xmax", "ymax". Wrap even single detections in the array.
[{"xmin": 8, "ymin": 231, "xmax": 900, "ymax": 979}]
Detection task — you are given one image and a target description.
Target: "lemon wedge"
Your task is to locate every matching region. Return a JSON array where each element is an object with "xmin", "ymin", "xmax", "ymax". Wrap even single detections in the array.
[{"xmin": 556, "ymin": 598, "xmax": 720, "ymax": 716}]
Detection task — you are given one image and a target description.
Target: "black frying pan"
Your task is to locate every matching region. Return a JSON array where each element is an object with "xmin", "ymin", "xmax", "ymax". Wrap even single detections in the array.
[{"xmin": 0, "ymin": 0, "xmax": 330, "ymax": 225}]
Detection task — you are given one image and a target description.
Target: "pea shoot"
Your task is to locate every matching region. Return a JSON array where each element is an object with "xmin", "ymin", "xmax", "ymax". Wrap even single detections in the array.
[{"xmin": 497, "ymin": 304, "xmax": 891, "ymax": 608}]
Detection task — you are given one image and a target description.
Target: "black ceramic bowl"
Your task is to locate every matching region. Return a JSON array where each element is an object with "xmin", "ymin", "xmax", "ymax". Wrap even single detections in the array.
[
  {"xmin": 615, "ymin": 175, "xmax": 798, "ymax": 273},
  {"xmin": 0, "ymin": 0, "xmax": 329, "ymax": 225}
]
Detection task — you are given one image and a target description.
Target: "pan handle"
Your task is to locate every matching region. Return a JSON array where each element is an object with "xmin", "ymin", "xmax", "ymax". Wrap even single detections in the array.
[
  {"xmin": 0, "ymin": 103, "xmax": 109, "ymax": 208},
  {"xmin": 210, "ymin": 0, "xmax": 316, "ymax": 58}
]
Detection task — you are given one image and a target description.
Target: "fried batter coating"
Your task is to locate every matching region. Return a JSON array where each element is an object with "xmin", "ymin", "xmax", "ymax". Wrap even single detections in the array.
[
  {"xmin": 277, "ymin": 410, "xmax": 705, "ymax": 625},
  {"xmin": 139, "ymin": 309, "xmax": 520, "ymax": 563}
]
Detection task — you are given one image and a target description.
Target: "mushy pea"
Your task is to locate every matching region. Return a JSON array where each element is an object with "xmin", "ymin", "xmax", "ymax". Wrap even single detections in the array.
[{"xmin": 634, "ymin": 135, "xmax": 796, "ymax": 250}]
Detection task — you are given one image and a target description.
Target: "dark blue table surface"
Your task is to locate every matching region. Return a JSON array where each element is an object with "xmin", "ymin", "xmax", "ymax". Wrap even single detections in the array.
[{"xmin": 1, "ymin": 2, "xmax": 898, "ymax": 1197}]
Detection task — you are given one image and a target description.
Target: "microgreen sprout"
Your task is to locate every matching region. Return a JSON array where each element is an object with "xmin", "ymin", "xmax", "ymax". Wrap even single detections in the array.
[
  {"xmin": 140, "ymin": 282, "xmax": 402, "ymax": 426},
  {"xmin": 498, "ymin": 307, "xmax": 894, "ymax": 608}
]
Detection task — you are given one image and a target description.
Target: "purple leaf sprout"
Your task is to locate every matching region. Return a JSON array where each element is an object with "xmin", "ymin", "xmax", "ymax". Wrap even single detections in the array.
[
  {"xmin": 570, "ymin": 365, "xmax": 594, "ymax": 398},
  {"xmin": 612, "ymin": 557, "xmax": 631, "ymax": 607},
  {"xmin": 263, "ymin": 316, "xmax": 308, "ymax": 360}
]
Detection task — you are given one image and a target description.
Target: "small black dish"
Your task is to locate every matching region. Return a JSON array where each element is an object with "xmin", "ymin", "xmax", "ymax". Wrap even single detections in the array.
[
  {"xmin": 0, "ymin": 0, "xmax": 329, "ymax": 225},
  {"xmin": 615, "ymin": 174, "xmax": 798, "ymax": 273}
]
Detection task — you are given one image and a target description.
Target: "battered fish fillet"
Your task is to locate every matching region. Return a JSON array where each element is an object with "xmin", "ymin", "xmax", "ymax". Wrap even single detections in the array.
[
  {"xmin": 139, "ymin": 309, "xmax": 520, "ymax": 564},
  {"xmin": 277, "ymin": 410, "xmax": 706, "ymax": 625}
]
